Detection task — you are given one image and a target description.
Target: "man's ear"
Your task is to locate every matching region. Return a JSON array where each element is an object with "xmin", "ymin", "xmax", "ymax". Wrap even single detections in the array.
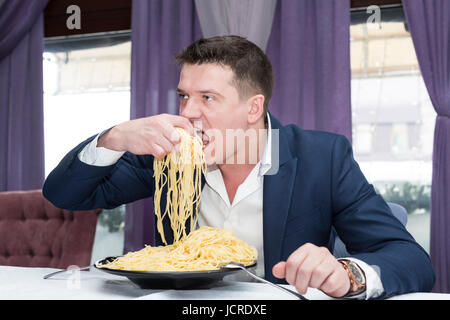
[{"xmin": 247, "ymin": 94, "xmax": 265, "ymax": 125}]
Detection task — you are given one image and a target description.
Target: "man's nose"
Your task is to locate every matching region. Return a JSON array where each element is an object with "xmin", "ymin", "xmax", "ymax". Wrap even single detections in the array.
[{"xmin": 180, "ymin": 98, "xmax": 202, "ymax": 119}]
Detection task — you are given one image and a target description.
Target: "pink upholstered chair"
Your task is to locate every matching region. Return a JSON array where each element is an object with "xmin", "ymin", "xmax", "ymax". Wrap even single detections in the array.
[{"xmin": 0, "ymin": 190, "xmax": 101, "ymax": 269}]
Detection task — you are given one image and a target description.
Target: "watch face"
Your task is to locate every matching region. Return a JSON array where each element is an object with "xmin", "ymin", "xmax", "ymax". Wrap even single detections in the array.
[{"xmin": 348, "ymin": 263, "xmax": 365, "ymax": 284}]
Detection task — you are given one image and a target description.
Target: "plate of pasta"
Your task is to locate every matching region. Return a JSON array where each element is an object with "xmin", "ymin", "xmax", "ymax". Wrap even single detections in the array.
[
  {"xmin": 95, "ymin": 227, "xmax": 257, "ymax": 289},
  {"xmin": 94, "ymin": 129, "xmax": 257, "ymax": 289}
]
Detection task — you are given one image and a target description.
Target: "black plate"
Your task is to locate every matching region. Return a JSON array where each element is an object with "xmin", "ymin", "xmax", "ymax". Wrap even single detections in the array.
[{"xmin": 94, "ymin": 256, "xmax": 256, "ymax": 289}]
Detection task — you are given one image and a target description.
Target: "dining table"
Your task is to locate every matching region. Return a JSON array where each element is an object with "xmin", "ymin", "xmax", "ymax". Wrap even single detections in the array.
[{"xmin": 0, "ymin": 265, "xmax": 449, "ymax": 301}]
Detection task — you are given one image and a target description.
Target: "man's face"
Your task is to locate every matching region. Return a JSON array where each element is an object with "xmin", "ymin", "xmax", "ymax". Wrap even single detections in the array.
[{"xmin": 178, "ymin": 63, "xmax": 250, "ymax": 165}]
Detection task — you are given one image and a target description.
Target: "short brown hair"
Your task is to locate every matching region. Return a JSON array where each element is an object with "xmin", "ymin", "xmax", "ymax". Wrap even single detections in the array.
[{"xmin": 175, "ymin": 35, "xmax": 273, "ymax": 116}]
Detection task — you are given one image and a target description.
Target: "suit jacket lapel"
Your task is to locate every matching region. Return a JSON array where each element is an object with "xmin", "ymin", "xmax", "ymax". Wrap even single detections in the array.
[{"xmin": 263, "ymin": 114, "xmax": 298, "ymax": 282}]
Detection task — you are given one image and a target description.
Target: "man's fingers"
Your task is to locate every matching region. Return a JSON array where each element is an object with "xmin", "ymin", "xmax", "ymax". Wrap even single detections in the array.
[
  {"xmin": 320, "ymin": 270, "xmax": 349, "ymax": 298},
  {"xmin": 272, "ymin": 262, "xmax": 286, "ymax": 279},
  {"xmin": 159, "ymin": 121, "xmax": 181, "ymax": 144},
  {"xmin": 292, "ymin": 253, "xmax": 326, "ymax": 294},
  {"xmin": 156, "ymin": 134, "xmax": 175, "ymax": 152},
  {"xmin": 165, "ymin": 114, "xmax": 195, "ymax": 136},
  {"xmin": 152, "ymin": 144, "xmax": 166, "ymax": 159},
  {"xmin": 284, "ymin": 244, "xmax": 310, "ymax": 285},
  {"xmin": 309, "ymin": 259, "xmax": 335, "ymax": 289}
]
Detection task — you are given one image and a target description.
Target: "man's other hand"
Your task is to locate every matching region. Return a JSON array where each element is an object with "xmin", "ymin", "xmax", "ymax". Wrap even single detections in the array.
[{"xmin": 272, "ymin": 243, "xmax": 350, "ymax": 298}]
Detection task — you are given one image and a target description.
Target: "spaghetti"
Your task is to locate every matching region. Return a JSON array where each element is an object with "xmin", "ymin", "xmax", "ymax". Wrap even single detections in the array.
[
  {"xmin": 153, "ymin": 127, "xmax": 206, "ymax": 244},
  {"xmin": 99, "ymin": 226, "xmax": 257, "ymax": 271},
  {"xmin": 98, "ymin": 127, "xmax": 257, "ymax": 272}
]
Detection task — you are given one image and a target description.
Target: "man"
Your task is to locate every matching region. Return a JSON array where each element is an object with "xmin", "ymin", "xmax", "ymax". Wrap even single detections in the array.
[{"xmin": 43, "ymin": 36, "xmax": 435, "ymax": 299}]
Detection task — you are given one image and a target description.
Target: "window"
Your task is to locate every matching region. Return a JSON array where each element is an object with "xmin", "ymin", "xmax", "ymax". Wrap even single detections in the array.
[
  {"xmin": 351, "ymin": 18, "xmax": 435, "ymax": 253},
  {"xmin": 43, "ymin": 32, "xmax": 131, "ymax": 263}
]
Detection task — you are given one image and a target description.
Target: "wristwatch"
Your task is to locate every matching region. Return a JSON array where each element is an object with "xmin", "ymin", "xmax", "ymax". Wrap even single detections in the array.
[{"xmin": 338, "ymin": 259, "xmax": 366, "ymax": 297}]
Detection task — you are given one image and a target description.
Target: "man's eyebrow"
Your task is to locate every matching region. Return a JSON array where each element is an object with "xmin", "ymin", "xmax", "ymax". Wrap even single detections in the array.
[
  {"xmin": 197, "ymin": 89, "xmax": 224, "ymax": 98},
  {"xmin": 177, "ymin": 88, "xmax": 224, "ymax": 98}
]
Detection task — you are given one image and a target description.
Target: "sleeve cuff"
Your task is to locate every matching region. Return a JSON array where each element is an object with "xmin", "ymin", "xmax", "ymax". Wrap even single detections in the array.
[{"xmin": 78, "ymin": 128, "xmax": 125, "ymax": 166}]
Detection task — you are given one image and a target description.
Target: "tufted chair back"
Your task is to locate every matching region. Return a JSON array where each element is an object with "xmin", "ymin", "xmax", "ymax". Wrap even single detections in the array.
[{"xmin": 0, "ymin": 190, "xmax": 101, "ymax": 268}]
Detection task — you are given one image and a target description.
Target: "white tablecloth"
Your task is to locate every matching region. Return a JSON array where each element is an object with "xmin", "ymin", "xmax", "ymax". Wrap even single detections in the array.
[{"xmin": 0, "ymin": 266, "xmax": 448, "ymax": 300}]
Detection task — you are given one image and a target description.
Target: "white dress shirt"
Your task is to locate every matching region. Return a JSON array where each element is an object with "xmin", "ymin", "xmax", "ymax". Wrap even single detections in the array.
[
  {"xmin": 197, "ymin": 117, "xmax": 273, "ymax": 279},
  {"xmin": 77, "ymin": 118, "xmax": 384, "ymax": 299}
]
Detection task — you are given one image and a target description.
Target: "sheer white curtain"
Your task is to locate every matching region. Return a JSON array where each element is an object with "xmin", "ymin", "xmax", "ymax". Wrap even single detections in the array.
[{"xmin": 194, "ymin": 0, "xmax": 277, "ymax": 51}]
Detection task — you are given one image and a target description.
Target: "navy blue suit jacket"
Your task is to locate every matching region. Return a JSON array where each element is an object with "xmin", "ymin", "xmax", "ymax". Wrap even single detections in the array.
[{"xmin": 43, "ymin": 114, "xmax": 435, "ymax": 298}]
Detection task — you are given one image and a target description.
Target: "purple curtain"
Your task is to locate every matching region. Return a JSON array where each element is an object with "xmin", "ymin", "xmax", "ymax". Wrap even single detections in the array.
[
  {"xmin": 265, "ymin": 0, "xmax": 352, "ymax": 142},
  {"xmin": 0, "ymin": 0, "xmax": 49, "ymax": 192},
  {"xmin": 125, "ymin": 0, "xmax": 202, "ymax": 252},
  {"xmin": 403, "ymin": 0, "xmax": 450, "ymax": 293}
]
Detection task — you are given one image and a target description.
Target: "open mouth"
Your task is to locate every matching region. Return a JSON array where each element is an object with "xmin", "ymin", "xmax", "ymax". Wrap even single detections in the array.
[
  {"xmin": 194, "ymin": 127, "xmax": 210, "ymax": 148},
  {"xmin": 201, "ymin": 130, "xmax": 210, "ymax": 148}
]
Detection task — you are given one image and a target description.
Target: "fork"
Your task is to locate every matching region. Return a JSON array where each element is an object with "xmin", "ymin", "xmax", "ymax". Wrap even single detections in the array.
[
  {"xmin": 43, "ymin": 265, "xmax": 92, "ymax": 279},
  {"xmin": 222, "ymin": 262, "xmax": 308, "ymax": 300}
]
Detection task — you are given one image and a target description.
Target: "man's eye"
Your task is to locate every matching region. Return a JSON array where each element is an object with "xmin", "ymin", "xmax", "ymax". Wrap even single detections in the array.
[
  {"xmin": 204, "ymin": 95, "xmax": 213, "ymax": 102},
  {"xmin": 178, "ymin": 94, "xmax": 188, "ymax": 100}
]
